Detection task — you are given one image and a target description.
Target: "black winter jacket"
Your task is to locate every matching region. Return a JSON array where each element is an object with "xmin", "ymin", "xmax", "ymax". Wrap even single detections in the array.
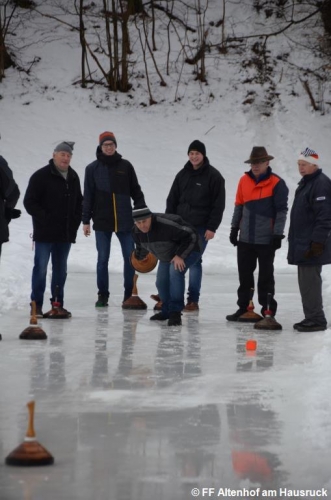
[
  {"xmin": 288, "ymin": 169, "xmax": 331, "ymax": 266},
  {"xmin": 166, "ymin": 158, "xmax": 225, "ymax": 232},
  {"xmin": 132, "ymin": 213, "xmax": 202, "ymax": 262},
  {"xmin": 24, "ymin": 160, "xmax": 83, "ymax": 243},
  {"xmin": 0, "ymin": 155, "xmax": 20, "ymax": 244},
  {"xmin": 82, "ymin": 149, "xmax": 145, "ymax": 232}
]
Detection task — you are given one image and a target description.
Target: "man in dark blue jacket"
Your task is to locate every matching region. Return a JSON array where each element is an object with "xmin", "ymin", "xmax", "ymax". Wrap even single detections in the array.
[
  {"xmin": 82, "ymin": 132, "xmax": 145, "ymax": 307},
  {"xmin": 24, "ymin": 141, "xmax": 83, "ymax": 318},
  {"xmin": 288, "ymin": 147, "xmax": 331, "ymax": 332},
  {"xmin": 165, "ymin": 140, "xmax": 225, "ymax": 312},
  {"xmin": 132, "ymin": 207, "xmax": 201, "ymax": 326}
]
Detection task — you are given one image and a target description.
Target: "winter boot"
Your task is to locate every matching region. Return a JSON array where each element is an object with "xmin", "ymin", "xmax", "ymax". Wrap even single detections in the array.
[
  {"xmin": 168, "ymin": 312, "xmax": 182, "ymax": 326},
  {"xmin": 293, "ymin": 319, "xmax": 314, "ymax": 330},
  {"xmin": 95, "ymin": 294, "xmax": 109, "ymax": 307},
  {"xmin": 183, "ymin": 301, "xmax": 199, "ymax": 312},
  {"xmin": 226, "ymin": 309, "xmax": 246, "ymax": 322},
  {"xmin": 296, "ymin": 320, "xmax": 326, "ymax": 332},
  {"xmin": 150, "ymin": 312, "xmax": 169, "ymax": 321}
]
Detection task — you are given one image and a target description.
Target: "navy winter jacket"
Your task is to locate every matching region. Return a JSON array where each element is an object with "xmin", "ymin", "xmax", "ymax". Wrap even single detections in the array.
[
  {"xmin": 24, "ymin": 160, "xmax": 83, "ymax": 243},
  {"xmin": 82, "ymin": 149, "xmax": 145, "ymax": 232},
  {"xmin": 287, "ymin": 169, "xmax": 331, "ymax": 265}
]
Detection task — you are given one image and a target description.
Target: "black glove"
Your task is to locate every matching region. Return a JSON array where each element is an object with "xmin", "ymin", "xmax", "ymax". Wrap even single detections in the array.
[
  {"xmin": 272, "ymin": 235, "xmax": 284, "ymax": 250},
  {"xmin": 304, "ymin": 242, "xmax": 324, "ymax": 258},
  {"xmin": 4, "ymin": 207, "xmax": 21, "ymax": 223},
  {"xmin": 229, "ymin": 227, "xmax": 239, "ymax": 246}
]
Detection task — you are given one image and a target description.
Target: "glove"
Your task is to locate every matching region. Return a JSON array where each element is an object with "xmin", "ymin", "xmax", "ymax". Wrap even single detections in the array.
[
  {"xmin": 229, "ymin": 227, "xmax": 239, "ymax": 246},
  {"xmin": 304, "ymin": 242, "xmax": 324, "ymax": 258},
  {"xmin": 4, "ymin": 207, "xmax": 21, "ymax": 223},
  {"xmin": 272, "ymin": 235, "xmax": 284, "ymax": 250}
]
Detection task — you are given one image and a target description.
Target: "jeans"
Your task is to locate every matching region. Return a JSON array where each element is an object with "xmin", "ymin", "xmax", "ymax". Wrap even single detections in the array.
[
  {"xmin": 187, "ymin": 227, "xmax": 208, "ymax": 303},
  {"xmin": 31, "ymin": 242, "xmax": 71, "ymax": 307},
  {"xmin": 95, "ymin": 231, "xmax": 135, "ymax": 300},
  {"xmin": 156, "ymin": 251, "xmax": 201, "ymax": 315}
]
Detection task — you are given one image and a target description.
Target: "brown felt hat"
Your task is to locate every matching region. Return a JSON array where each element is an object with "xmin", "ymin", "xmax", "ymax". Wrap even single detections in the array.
[{"xmin": 244, "ymin": 146, "xmax": 274, "ymax": 164}]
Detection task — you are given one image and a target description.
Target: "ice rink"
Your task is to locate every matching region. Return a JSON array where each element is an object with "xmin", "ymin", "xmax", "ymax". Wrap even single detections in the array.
[{"xmin": 0, "ymin": 270, "xmax": 331, "ymax": 500}]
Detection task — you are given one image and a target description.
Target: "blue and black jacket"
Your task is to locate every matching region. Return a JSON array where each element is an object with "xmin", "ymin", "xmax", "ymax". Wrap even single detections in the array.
[{"xmin": 82, "ymin": 148, "xmax": 145, "ymax": 232}]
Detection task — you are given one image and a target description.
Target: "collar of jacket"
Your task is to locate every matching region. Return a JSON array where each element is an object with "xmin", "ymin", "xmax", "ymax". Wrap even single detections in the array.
[
  {"xmin": 184, "ymin": 156, "xmax": 210, "ymax": 173},
  {"xmin": 299, "ymin": 168, "xmax": 322, "ymax": 186},
  {"xmin": 246, "ymin": 165, "xmax": 272, "ymax": 184},
  {"xmin": 96, "ymin": 147, "xmax": 122, "ymax": 166}
]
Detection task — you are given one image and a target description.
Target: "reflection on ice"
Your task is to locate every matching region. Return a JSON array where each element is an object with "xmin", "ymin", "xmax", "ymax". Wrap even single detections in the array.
[{"xmin": 1, "ymin": 273, "xmax": 331, "ymax": 498}]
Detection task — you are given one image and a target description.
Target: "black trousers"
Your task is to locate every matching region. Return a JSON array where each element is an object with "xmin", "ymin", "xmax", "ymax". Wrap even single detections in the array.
[{"xmin": 237, "ymin": 242, "xmax": 277, "ymax": 315}]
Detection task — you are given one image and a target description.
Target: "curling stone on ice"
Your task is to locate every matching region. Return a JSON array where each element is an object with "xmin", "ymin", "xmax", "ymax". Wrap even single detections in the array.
[
  {"xmin": 19, "ymin": 301, "xmax": 47, "ymax": 340},
  {"xmin": 5, "ymin": 401, "xmax": 54, "ymax": 466},
  {"xmin": 43, "ymin": 285, "xmax": 71, "ymax": 319},
  {"xmin": 122, "ymin": 274, "xmax": 147, "ymax": 310},
  {"xmin": 254, "ymin": 293, "xmax": 282, "ymax": 330},
  {"xmin": 130, "ymin": 250, "xmax": 158, "ymax": 274},
  {"xmin": 237, "ymin": 288, "xmax": 263, "ymax": 323}
]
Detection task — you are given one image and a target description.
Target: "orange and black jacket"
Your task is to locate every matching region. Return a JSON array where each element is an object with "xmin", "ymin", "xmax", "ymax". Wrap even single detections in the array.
[
  {"xmin": 231, "ymin": 167, "xmax": 288, "ymax": 245},
  {"xmin": 82, "ymin": 148, "xmax": 145, "ymax": 232}
]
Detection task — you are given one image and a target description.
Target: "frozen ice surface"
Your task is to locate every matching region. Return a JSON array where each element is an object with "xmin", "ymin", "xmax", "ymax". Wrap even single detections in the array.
[{"xmin": 0, "ymin": 271, "xmax": 331, "ymax": 500}]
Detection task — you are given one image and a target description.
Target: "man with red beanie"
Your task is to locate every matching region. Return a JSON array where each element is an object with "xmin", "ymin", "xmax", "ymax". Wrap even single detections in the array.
[{"xmin": 82, "ymin": 131, "xmax": 146, "ymax": 307}]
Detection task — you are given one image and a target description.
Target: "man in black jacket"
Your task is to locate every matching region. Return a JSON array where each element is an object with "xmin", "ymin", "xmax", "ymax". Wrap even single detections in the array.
[
  {"xmin": 82, "ymin": 132, "xmax": 145, "ymax": 307},
  {"xmin": 288, "ymin": 147, "xmax": 331, "ymax": 332},
  {"xmin": 165, "ymin": 140, "xmax": 225, "ymax": 311},
  {"xmin": 132, "ymin": 206, "xmax": 202, "ymax": 326},
  {"xmin": 24, "ymin": 141, "xmax": 83, "ymax": 318},
  {"xmin": 0, "ymin": 154, "xmax": 20, "ymax": 259}
]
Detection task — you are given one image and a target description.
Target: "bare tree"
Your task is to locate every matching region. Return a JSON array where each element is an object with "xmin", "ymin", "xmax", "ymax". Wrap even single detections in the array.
[{"xmin": 0, "ymin": 1, "xmax": 17, "ymax": 81}]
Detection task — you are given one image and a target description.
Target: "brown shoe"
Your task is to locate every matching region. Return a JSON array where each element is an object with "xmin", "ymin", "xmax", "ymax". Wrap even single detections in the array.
[{"xmin": 183, "ymin": 302, "xmax": 199, "ymax": 312}]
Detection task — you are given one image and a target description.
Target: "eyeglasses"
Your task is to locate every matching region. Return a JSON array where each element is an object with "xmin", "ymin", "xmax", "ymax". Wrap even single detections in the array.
[
  {"xmin": 251, "ymin": 160, "xmax": 267, "ymax": 165},
  {"xmin": 102, "ymin": 142, "xmax": 116, "ymax": 148}
]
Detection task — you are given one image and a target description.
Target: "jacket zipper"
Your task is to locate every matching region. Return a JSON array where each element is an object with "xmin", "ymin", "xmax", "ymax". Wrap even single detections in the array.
[{"xmin": 112, "ymin": 193, "xmax": 118, "ymax": 232}]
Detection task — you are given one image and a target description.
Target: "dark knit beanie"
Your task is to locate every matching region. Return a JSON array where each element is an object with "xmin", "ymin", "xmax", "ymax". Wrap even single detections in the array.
[
  {"xmin": 54, "ymin": 141, "xmax": 74, "ymax": 154},
  {"xmin": 99, "ymin": 131, "xmax": 117, "ymax": 147},
  {"xmin": 187, "ymin": 140, "xmax": 206, "ymax": 157},
  {"xmin": 132, "ymin": 206, "xmax": 152, "ymax": 222}
]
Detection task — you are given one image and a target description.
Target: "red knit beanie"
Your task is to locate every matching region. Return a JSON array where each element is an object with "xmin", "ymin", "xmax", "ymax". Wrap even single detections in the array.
[{"xmin": 99, "ymin": 131, "xmax": 117, "ymax": 147}]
